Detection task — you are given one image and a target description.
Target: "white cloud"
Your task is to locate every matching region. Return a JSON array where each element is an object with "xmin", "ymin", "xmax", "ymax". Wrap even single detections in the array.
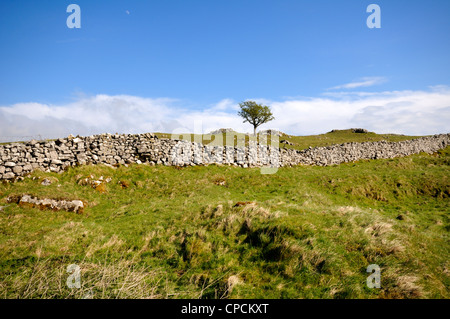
[
  {"xmin": 0, "ymin": 87, "xmax": 449, "ymax": 142},
  {"xmin": 208, "ymin": 98, "xmax": 238, "ymax": 112},
  {"xmin": 329, "ymin": 77, "xmax": 387, "ymax": 90},
  {"xmin": 0, "ymin": 95, "xmax": 182, "ymax": 141},
  {"xmin": 268, "ymin": 87, "xmax": 450, "ymax": 135}
]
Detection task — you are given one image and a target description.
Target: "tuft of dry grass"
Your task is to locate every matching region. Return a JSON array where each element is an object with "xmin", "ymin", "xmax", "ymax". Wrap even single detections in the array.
[
  {"xmin": 0, "ymin": 258, "xmax": 166, "ymax": 299},
  {"xmin": 380, "ymin": 272, "xmax": 424, "ymax": 299},
  {"xmin": 395, "ymin": 275, "xmax": 423, "ymax": 298},
  {"xmin": 365, "ymin": 222, "xmax": 393, "ymax": 237},
  {"xmin": 225, "ymin": 275, "xmax": 242, "ymax": 296}
]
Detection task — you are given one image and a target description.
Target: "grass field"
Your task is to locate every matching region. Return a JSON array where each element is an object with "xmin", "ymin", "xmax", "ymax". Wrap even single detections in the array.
[{"xmin": 0, "ymin": 131, "xmax": 448, "ymax": 299}]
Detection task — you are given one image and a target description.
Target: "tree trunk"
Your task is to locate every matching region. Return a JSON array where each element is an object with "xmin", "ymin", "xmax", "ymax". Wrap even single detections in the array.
[{"xmin": 253, "ymin": 126, "xmax": 257, "ymax": 136}]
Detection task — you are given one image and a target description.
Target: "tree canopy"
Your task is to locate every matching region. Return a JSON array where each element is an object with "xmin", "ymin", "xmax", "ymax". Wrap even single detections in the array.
[{"xmin": 238, "ymin": 101, "xmax": 275, "ymax": 136}]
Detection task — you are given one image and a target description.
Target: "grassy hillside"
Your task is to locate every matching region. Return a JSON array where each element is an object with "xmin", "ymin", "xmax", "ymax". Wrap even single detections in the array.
[{"xmin": 0, "ymin": 144, "xmax": 448, "ymax": 299}]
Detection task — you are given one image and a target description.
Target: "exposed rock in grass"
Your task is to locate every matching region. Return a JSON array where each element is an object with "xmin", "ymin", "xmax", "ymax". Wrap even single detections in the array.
[
  {"xmin": 6, "ymin": 194, "xmax": 85, "ymax": 214},
  {"xmin": 208, "ymin": 128, "xmax": 235, "ymax": 135},
  {"xmin": 259, "ymin": 129, "xmax": 286, "ymax": 136},
  {"xmin": 77, "ymin": 174, "xmax": 112, "ymax": 193},
  {"xmin": 212, "ymin": 177, "xmax": 227, "ymax": 186},
  {"xmin": 41, "ymin": 178, "xmax": 52, "ymax": 186},
  {"xmin": 280, "ymin": 140, "xmax": 294, "ymax": 145}
]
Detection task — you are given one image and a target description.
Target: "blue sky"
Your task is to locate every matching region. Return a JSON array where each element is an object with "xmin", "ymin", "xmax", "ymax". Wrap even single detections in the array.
[{"xmin": 0, "ymin": 0, "xmax": 449, "ymax": 139}]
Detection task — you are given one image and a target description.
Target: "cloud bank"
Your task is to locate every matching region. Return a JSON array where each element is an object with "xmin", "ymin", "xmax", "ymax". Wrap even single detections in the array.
[{"xmin": 1, "ymin": 87, "xmax": 449, "ymax": 142}]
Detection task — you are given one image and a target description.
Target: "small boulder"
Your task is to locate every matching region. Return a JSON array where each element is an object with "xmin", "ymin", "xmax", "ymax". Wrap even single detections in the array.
[
  {"xmin": 12, "ymin": 166, "xmax": 23, "ymax": 174},
  {"xmin": 41, "ymin": 178, "xmax": 52, "ymax": 186},
  {"xmin": 68, "ymin": 200, "xmax": 84, "ymax": 214},
  {"xmin": 280, "ymin": 140, "xmax": 294, "ymax": 146},
  {"xmin": 3, "ymin": 172, "xmax": 15, "ymax": 179}
]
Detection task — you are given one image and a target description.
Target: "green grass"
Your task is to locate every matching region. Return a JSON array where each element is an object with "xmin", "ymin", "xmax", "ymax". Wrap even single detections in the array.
[{"xmin": 0, "ymin": 146, "xmax": 448, "ymax": 299}]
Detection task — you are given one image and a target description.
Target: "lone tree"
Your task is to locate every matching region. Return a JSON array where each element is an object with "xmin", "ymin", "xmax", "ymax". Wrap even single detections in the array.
[{"xmin": 238, "ymin": 101, "xmax": 275, "ymax": 136}]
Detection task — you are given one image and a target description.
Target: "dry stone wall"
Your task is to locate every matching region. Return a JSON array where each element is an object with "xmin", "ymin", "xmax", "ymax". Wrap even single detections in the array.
[
  {"xmin": 0, "ymin": 132, "xmax": 449, "ymax": 180},
  {"xmin": 281, "ymin": 134, "xmax": 450, "ymax": 166}
]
